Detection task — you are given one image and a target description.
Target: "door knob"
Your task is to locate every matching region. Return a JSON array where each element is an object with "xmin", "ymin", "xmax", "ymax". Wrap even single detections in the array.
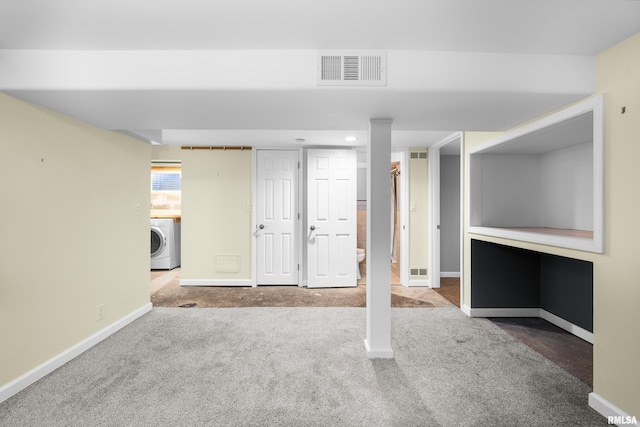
[
  {"xmin": 259, "ymin": 224, "xmax": 265, "ymax": 229},
  {"xmin": 310, "ymin": 225, "xmax": 316, "ymax": 231}
]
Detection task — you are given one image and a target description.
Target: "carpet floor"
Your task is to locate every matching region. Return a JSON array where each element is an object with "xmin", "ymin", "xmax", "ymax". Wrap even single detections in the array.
[
  {"xmin": 151, "ymin": 270, "xmax": 594, "ymax": 388},
  {"xmin": 0, "ymin": 306, "xmax": 606, "ymax": 426}
]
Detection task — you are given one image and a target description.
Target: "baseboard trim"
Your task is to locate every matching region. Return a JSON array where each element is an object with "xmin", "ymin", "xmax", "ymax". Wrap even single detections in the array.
[
  {"xmin": 0, "ymin": 302, "xmax": 152, "ymax": 405},
  {"xmin": 589, "ymin": 393, "xmax": 638, "ymax": 426},
  {"xmin": 180, "ymin": 279, "xmax": 252, "ymax": 287},
  {"xmin": 461, "ymin": 304, "xmax": 472, "ymax": 316},
  {"xmin": 466, "ymin": 307, "xmax": 541, "ymax": 318},
  {"xmin": 440, "ymin": 272, "xmax": 461, "ymax": 278},
  {"xmin": 363, "ymin": 339, "xmax": 394, "ymax": 359},
  {"xmin": 540, "ymin": 309, "xmax": 593, "ymax": 344},
  {"xmin": 464, "ymin": 307, "xmax": 593, "ymax": 343},
  {"xmin": 407, "ymin": 279, "xmax": 429, "ymax": 287}
]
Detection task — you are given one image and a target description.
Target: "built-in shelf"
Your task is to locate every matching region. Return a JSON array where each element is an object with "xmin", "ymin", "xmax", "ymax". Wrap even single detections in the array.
[
  {"xmin": 501, "ymin": 227, "xmax": 593, "ymax": 238},
  {"xmin": 468, "ymin": 96, "xmax": 604, "ymax": 253}
]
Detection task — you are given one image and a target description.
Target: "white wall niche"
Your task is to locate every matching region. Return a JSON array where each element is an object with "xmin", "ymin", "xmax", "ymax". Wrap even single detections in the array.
[{"xmin": 468, "ymin": 96, "xmax": 604, "ymax": 253}]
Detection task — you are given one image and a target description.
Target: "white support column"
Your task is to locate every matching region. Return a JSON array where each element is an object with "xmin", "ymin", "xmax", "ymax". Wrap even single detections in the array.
[{"xmin": 364, "ymin": 118, "xmax": 394, "ymax": 359}]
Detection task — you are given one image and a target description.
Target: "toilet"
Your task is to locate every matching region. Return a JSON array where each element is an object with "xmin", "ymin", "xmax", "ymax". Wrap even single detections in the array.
[{"xmin": 357, "ymin": 248, "xmax": 365, "ymax": 279}]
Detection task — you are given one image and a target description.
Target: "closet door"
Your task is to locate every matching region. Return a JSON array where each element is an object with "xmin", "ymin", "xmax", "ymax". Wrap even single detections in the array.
[
  {"xmin": 256, "ymin": 150, "xmax": 299, "ymax": 285},
  {"xmin": 306, "ymin": 149, "xmax": 357, "ymax": 288}
]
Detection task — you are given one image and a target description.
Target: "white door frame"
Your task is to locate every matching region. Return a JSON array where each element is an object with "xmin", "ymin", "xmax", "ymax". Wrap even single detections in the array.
[
  {"xmin": 428, "ymin": 133, "xmax": 464, "ymax": 304},
  {"xmin": 252, "ymin": 148, "xmax": 303, "ymax": 287},
  {"xmin": 391, "ymin": 150, "xmax": 410, "ymax": 287}
]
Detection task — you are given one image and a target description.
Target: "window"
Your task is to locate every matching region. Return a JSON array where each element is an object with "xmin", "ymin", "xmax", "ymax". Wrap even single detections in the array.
[{"xmin": 151, "ymin": 165, "xmax": 182, "ymax": 214}]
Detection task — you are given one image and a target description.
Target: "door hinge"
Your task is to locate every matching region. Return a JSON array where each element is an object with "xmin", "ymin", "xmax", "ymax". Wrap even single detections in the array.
[
  {"xmin": 298, "ymin": 264, "xmax": 300, "ymax": 271},
  {"xmin": 298, "ymin": 212, "xmax": 300, "ymax": 220},
  {"xmin": 298, "ymin": 161, "xmax": 300, "ymax": 169}
]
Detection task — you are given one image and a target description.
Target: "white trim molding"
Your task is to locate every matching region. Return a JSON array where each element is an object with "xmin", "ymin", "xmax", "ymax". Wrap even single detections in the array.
[
  {"xmin": 461, "ymin": 304, "xmax": 472, "ymax": 316},
  {"xmin": 407, "ymin": 279, "xmax": 429, "ymax": 288},
  {"xmin": 539, "ymin": 309, "xmax": 593, "ymax": 344},
  {"xmin": 427, "ymin": 132, "xmax": 463, "ymax": 291},
  {"xmin": 363, "ymin": 339, "xmax": 394, "ymax": 359},
  {"xmin": 461, "ymin": 307, "xmax": 593, "ymax": 344},
  {"xmin": 467, "ymin": 95, "xmax": 604, "ymax": 254},
  {"xmin": 391, "ymin": 149, "xmax": 410, "ymax": 287},
  {"xmin": 441, "ymin": 271, "xmax": 461, "ymax": 278},
  {"xmin": 0, "ymin": 302, "xmax": 152, "ymax": 405},
  {"xmin": 180, "ymin": 279, "xmax": 252, "ymax": 287},
  {"xmin": 589, "ymin": 393, "xmax": 638, "ymax": 426},
  {"xmin": 465, "ymin": 307, "xmax": 541, "ymax": 318}
]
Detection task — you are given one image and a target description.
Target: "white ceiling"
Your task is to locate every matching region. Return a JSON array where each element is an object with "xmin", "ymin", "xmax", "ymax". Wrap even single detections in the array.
[
  {"xmin": 3, "ymin": 0, "xmax": 639, "ymax": 54},
  {"xmin": 2, "ymin": 0, "xmax": 639, "ymax": 148},
  {"xmin": 479, "ymin": 111, "xmax": 594, "ymax": 155}
]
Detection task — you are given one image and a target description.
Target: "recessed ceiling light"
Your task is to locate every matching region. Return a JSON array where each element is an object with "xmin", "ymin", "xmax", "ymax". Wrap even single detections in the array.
[{"xmin": 345, "ymin": 136, "xmax": 358, "ymax": 142}]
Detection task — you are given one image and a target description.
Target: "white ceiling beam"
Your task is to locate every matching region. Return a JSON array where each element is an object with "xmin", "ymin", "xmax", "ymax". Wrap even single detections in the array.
[{"xmin": 0, "ymin": 49, "xmax": 594, "ymax": 95}]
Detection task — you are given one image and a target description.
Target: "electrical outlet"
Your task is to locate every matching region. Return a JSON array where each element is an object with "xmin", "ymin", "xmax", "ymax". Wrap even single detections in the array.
[{"xmin": 97, "ymin": 303, "xmax": 105, "ymax": 321}]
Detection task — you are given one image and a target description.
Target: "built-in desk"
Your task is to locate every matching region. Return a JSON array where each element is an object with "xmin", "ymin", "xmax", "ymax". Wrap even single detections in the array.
[{"xmin": 470, "ymin": 239, "xmax": 593, "ymax": 342}]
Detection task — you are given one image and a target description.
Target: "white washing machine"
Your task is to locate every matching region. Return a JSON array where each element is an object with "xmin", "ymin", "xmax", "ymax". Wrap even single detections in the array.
[{"xmin": 150, "ymin": 218, "xmax": 181, "ymax": 270}]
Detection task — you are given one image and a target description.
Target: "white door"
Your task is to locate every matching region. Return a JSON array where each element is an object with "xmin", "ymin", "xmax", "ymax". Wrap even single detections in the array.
[
  {"xmin": 256, "ymin": 150, "xmax": 299, "ymax": 285},
  {"xmin": 307, "ymin": 149, "xmax": 357, "ymax": 288}
]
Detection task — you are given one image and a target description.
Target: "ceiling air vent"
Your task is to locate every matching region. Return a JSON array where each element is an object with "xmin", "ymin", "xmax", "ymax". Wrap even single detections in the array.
[{"xmin": 317, "ymin": 51, "xmax": 387, "ymax": 86}]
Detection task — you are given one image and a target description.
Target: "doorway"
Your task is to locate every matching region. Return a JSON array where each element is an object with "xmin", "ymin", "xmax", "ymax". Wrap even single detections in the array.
[
  {"xmin": 253, "ymin": 148, "xmax": 357, "ymax": 288},
  {"xmin": 390, "ymin": 161, "xmax": 401, "ymax": 284},
  {"xmin": 428, "ymin": 133, "xmax": 463, "ymax": 304},
  {"xmin": 356, "ymin": 150, "xmax": 408, "ymax": 286}
]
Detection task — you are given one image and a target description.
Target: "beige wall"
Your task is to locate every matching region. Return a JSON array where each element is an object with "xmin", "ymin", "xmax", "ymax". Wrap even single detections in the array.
[
  {"xmin": 0, "ymin": 93, "xmax": 151, "ymax": 387},
  {"xmin": 150, "ymin": 146, "xmax": 253, "ymax": 281},
  {"xmin": 593, "ymin": 32, "xmax": 640, "ymax": 416},
  {"xmin": 151, "ymin": 144, "xmax": 183, "ymax": 162},
  {"xmin": 462, "ymin": 132, "xmax": 500, "ymax": 308},
  {"xmin": 463, "ymin": 33, "xmax": 640, "ymax": 416},
  {"xmin": 409, "ymin": 149, "xmax": 429, "ymax": 278},
  {"xmin": 180, "ymin": 149, "xmax": 252, "ymax": 280}
]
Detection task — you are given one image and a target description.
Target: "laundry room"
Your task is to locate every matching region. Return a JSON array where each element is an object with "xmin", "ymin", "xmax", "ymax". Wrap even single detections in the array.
[
  {"xmin": 150, "ymin": 160, "xmax": 182, "ymax": 290},
  {"xmin": 149, "ymin": 144, "xmax": 254, "ymax": 293}
]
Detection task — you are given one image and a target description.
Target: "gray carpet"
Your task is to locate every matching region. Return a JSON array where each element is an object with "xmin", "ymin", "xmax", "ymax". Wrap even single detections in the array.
[{"xmin": 0, "ymin": 307, "xmax": 606, "ymax": 426}]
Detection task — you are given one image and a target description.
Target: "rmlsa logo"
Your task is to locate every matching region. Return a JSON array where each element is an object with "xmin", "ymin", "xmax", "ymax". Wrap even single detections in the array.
[{"xmin": 608, "ymin": 415, "xmax": 638, "ymax": 425}]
